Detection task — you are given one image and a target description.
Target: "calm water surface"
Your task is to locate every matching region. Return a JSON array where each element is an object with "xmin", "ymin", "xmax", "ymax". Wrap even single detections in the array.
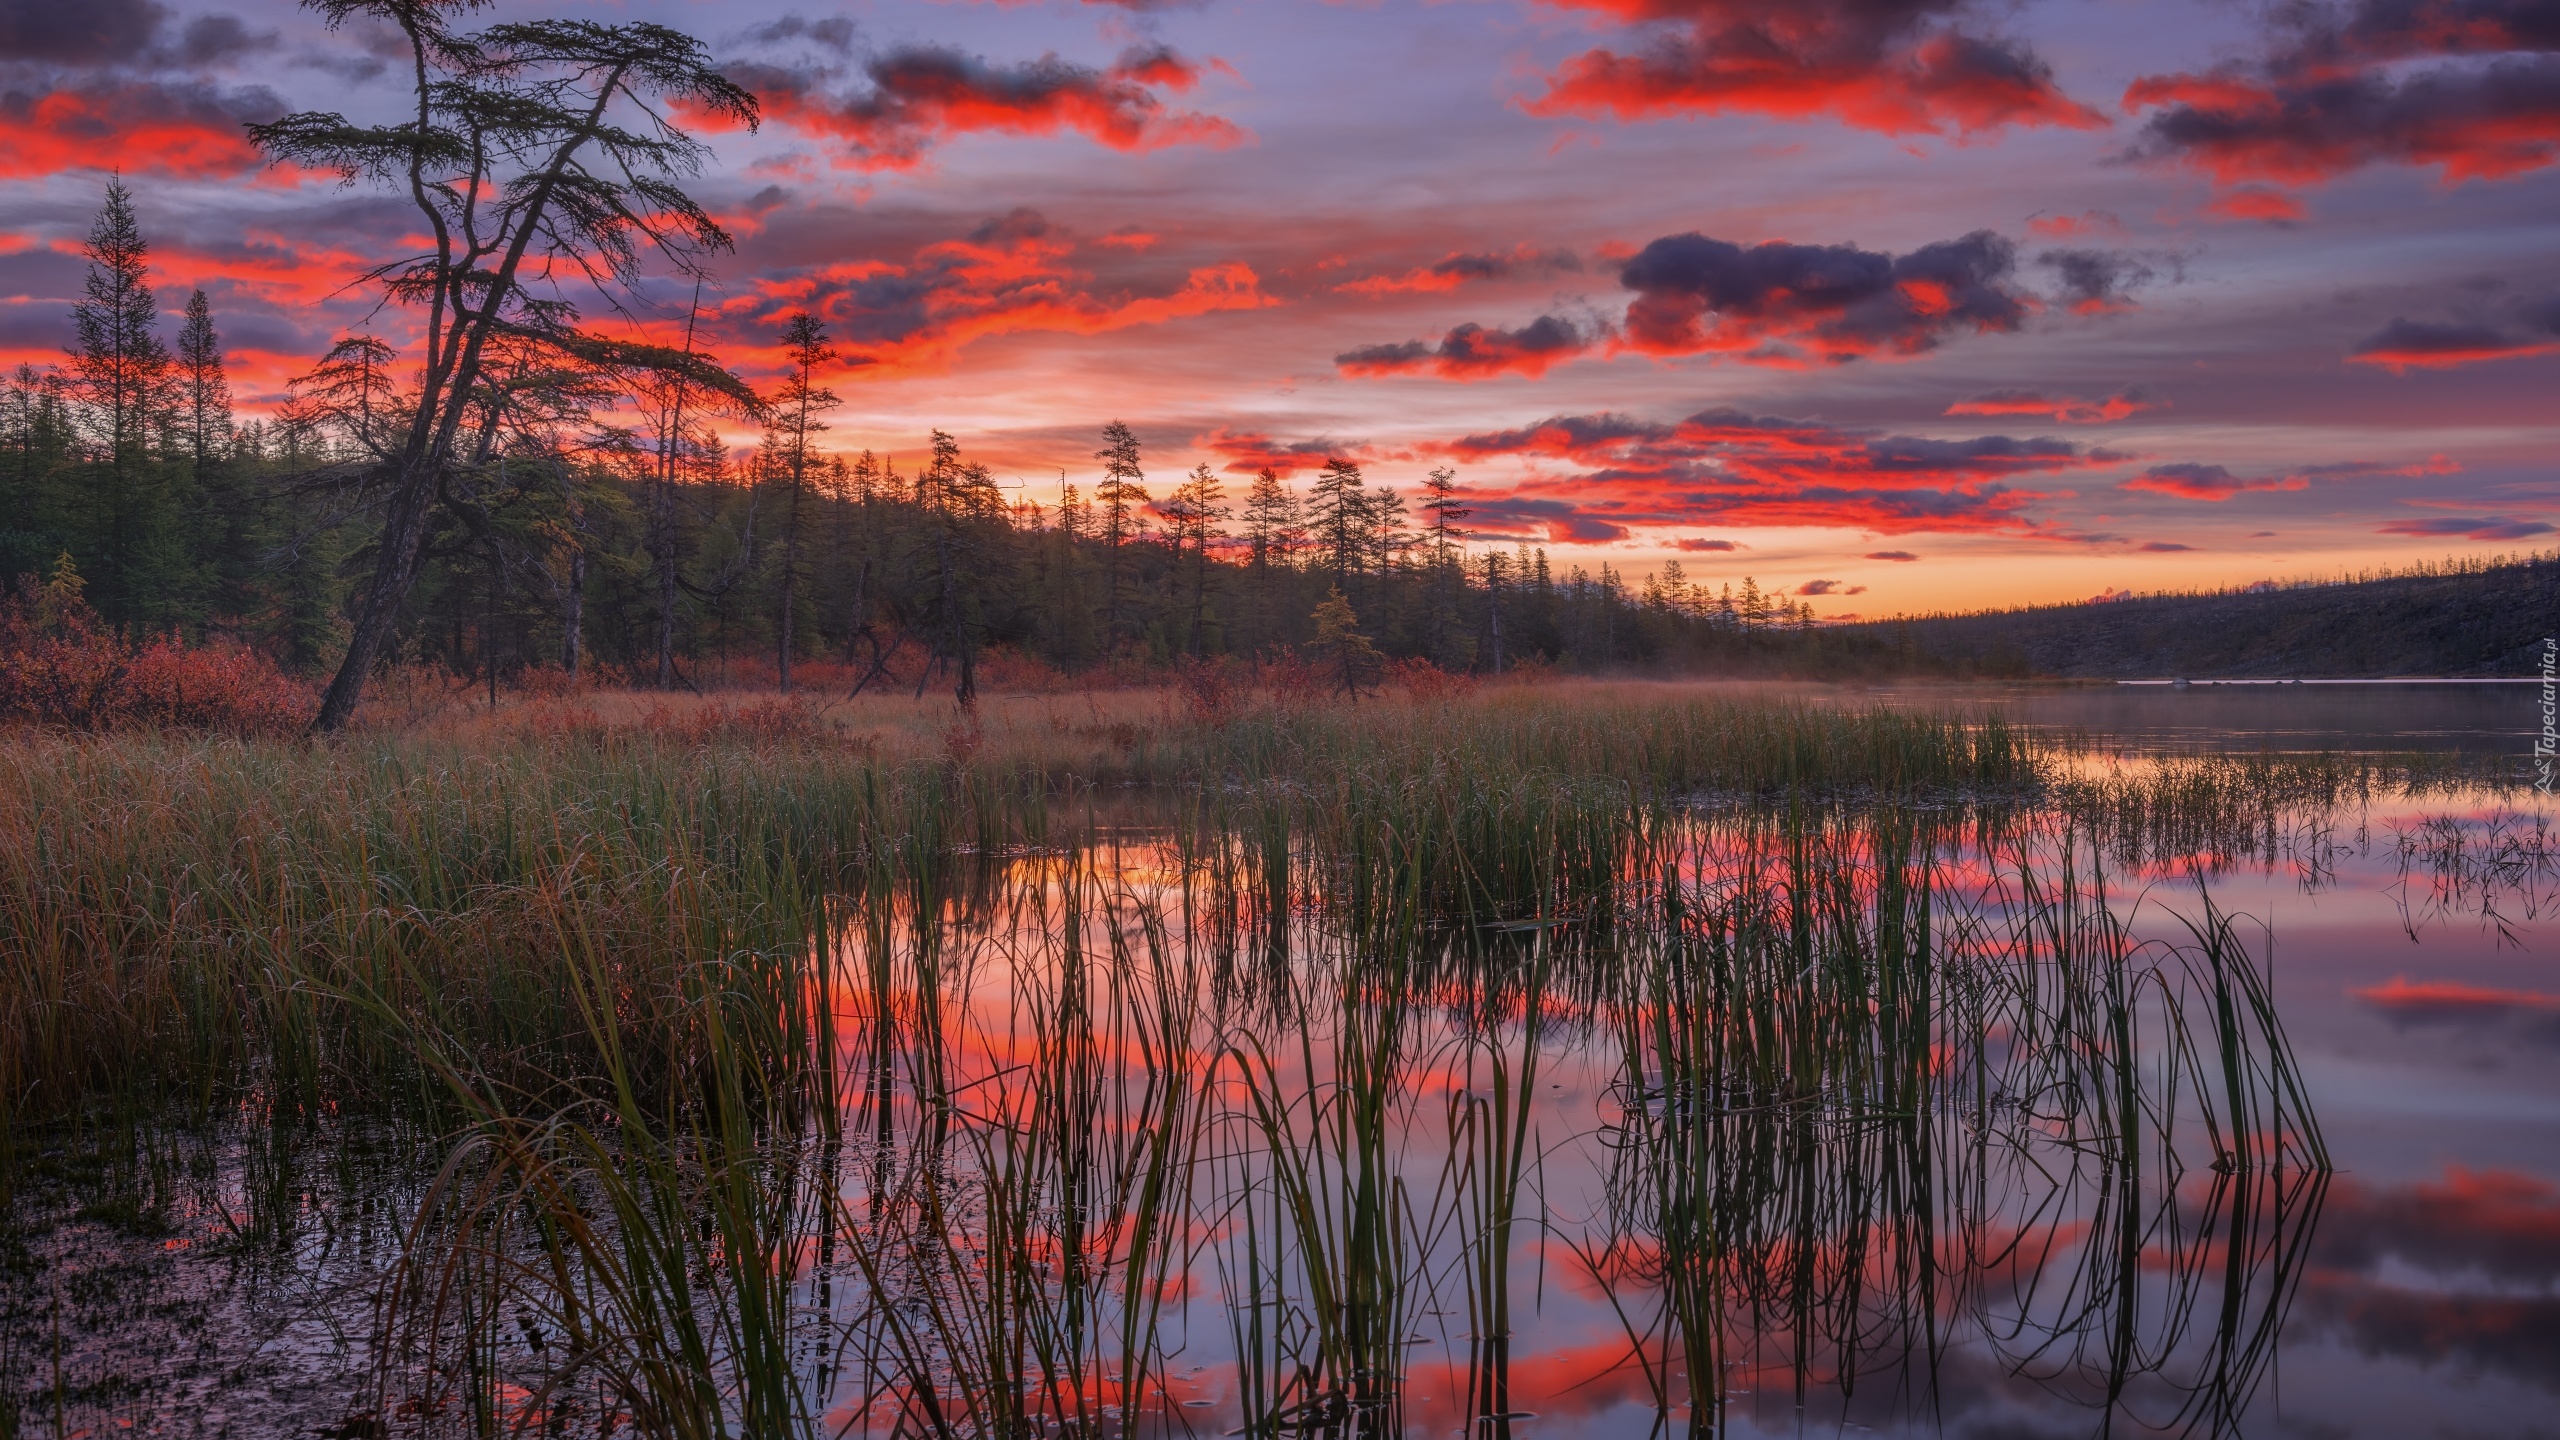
[{"xmin": 6, "ymin": 684, "xmax": 2553, "ymax": 1439}]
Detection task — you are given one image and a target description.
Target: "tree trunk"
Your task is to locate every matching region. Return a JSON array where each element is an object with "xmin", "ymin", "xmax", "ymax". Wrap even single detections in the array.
[
  {"xmin": 560, "ymin": 544, "xmax": 585, "ymax": 678},
  {"xmin": 309, "ymin": 462, "xmax": 440, "ymax": 733},
  {"xmin": 655, "ymin": 497, "xmax": 677, "ymax": 689},
  {"xmin": 778, "ymin": 470, "xmax": 801, "ymax": 693}
]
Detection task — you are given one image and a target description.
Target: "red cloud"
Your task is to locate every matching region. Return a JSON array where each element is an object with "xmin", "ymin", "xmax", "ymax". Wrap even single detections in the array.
[
  {"xmin": 719, "ymin": 45, "xmax": 1244, "ymax": 171},
  {"xmin": 2123, "ymin": 5, "xmax": 2560, "ymax": 204},
  {"xmin": 1946, "ymin": 387, "xmax": 2160, "ymax": 423},
  {"xmin": 2028, "ymin": 209, "xmax": 2126, "ymax": 239},
  {"xmin": 2125, "ymin": 454, "xmax": 2455, "ymax": 500},
  {"xmin": 2349, "ymin": 308, "xmax": 2560, "ymax": 371},
  {"xmin": 2379, "ymin": 515, "xmax": 2554, "ymax": 540},
  {"xmin": 1523, "ymin": 0, "xmax": 2105, "ymax": 138},
  {"xmin": 1617, "ymin": 229, "xmax": 2028, "ymax": 364},
  {"xmin": 1336, "ymin": 226, "xmax": 2140, "ymax": 383},
  {"xmin": 0, "ymin": 80, "xmax": 286, "ymax": 181},
  {"xmin": 1444, "ymin": 405, "xmax": 2121, "ymax": 538},
  {"xmin": 723, "ymin": 210, "xmax": 1274, "ymax": 377},
  {"xmin": 1336, "ymin": 245, "xmax": 1582, "ymax": 297},
  {"xmin": 1196, "ymin": 428, "xmax": 1380, "ymax": 476},
  {"xmin": 2203, "ymin": 186, "xmax": 2308, "ymax": 223},
  {"xmin": 2122, "ymin": 464, "xmax": 2301, "ymax": 499},
  {"xmin": 1336, "ymin": 314, "xmax": 1596, "ymax": 379}
]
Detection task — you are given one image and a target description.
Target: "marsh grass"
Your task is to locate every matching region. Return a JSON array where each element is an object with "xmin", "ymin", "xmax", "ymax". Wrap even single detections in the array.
[
  {"xmin": 0, "ymin": 684, "xmax": 2467, "ymax": 1438},
  {"xmin": 1582, "ymin": 810, "xmax": 2328, "ymax": 1437},
  {"xmin": 0, "ymin": 689, "xmax": 2046, "ymax": 1136}
]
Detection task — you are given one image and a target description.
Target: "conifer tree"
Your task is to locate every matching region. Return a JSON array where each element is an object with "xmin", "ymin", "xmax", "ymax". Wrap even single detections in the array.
[
  {"xmin": 254, "ymin": 5, "xmax": 760, "ymax": 730},
  {"xmin": 1094, "ymin": 420, "xmax": 1147, "ymax": 642},
  {"xmin": 1419, "ymin": 466, "xmax": 1471, "ymax": 668},
  {"xmin": 176, "ymin": 287, "xmax": 253, "ymax": 624},
  {"xmin": 2, "ymin": 364, "xmax": 73, "ymax": 577},
  {"xmin": 1310, "ymin": 587, "xmax": 1383, "ymax": 699},
  {"xmin": 769, "ymin": 312, "xmax": 839, "ymax": 693},
  {"xmin": 175, "ymin": 289, "xmax": 231, "ymax": 481},
  {"xmin": 1310, "ymin": 456, "xmax": 1365, "ymax": 591},
  {"xmin": 69, "ymin": 176, "xmax": 174, "ymax": 629},
  {"xmin": 1168, "ymin": 462, "xmax": 1228, "ymax": 655}
]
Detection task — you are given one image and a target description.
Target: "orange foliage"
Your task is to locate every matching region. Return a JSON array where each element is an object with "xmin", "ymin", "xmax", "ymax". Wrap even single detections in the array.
[{"xmin": 0, "ymin": 570, "xmax": 314, "ymax": 736}]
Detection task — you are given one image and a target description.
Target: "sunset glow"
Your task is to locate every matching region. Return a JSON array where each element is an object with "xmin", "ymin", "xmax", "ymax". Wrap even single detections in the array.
[{"xmin": 3, "ymin": 0, "xmax": 2554, "ymax": 614}]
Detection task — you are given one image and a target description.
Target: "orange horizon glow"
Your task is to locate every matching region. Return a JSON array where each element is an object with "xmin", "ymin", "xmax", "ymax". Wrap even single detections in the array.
[{"xmin": 0, "ymin": 0, "xmax": 2550, "ymax": 618}]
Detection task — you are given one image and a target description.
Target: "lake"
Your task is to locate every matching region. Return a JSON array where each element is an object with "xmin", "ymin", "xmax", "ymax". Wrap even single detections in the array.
[{"xmin": 3, "ymin": 682, "xmax": 2551, "ymax": 1440}]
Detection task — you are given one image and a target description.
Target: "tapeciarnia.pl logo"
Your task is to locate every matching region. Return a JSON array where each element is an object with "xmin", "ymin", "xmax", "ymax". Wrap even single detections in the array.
[{"xmin": 2539, "ymin": 636, "xmax": 2556, "ymax": 795}]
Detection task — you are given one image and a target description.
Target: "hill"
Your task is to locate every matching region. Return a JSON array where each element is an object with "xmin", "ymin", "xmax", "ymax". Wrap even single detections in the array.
[{"xmin": 1844, "ymin": 552, "xmax": 2560, "ymax": 679}]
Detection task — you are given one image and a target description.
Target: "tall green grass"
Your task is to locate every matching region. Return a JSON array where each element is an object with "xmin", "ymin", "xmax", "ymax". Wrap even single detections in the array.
[{"xmin": 0, "ymin": 695, "xmax": 2038, "ymax": 1134}]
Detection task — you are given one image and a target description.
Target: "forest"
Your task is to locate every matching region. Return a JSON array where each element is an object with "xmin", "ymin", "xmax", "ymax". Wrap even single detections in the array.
[
  {"xmin": 0, "ymin": 180, "xmax": 1870, "ymax": 725},
  {"xmin": 1857, "ymin": 550, "xmax": 2560, "ymax": 679}
]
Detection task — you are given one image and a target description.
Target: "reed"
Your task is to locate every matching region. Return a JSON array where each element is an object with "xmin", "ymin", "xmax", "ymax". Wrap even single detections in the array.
[{"xmin": 0, "ymin": 683, "xmax": 2420, "ymax": 1439}]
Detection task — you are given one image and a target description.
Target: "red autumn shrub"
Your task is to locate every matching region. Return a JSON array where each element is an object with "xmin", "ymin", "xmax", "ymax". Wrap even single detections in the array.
[
  {"xmin": 1257, "ymin": 647, "xmax": 1331, "ymax": 706},
  {"xmin": 0, "ymin": 566, "xmax": 315, "ymax": 736},
  {"xmin": 1173, "ymin": 657, "xmax": 1241, "ymax": 726},
  {"xmin": 636, "ymin": 696, "xmax": 834, "ymax": 744},
  {"xmin": 1388, "ymin": 657, "xmax": 1478, "ymax": 703},
  {"xmin": 116, "ymin": 635, "xmax": 315, "ymax": 735}
]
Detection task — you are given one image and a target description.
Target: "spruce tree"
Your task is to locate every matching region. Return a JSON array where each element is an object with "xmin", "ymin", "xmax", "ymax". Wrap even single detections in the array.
[
  {"xmin": 1168, "ymin": 462, "xmax": 1227, "ymax": 655},
  {"xmin": 1310, "ymin": 456, "xmax": 1365, "ymax": 592},
  {"xmin": 1310, "ymin": 587, "xmax": 1382, "ymax": 699},
  {"xmin": 176, "ymin": 287, "xmax": 250, "ymax": 625},
  {"xmin": 1094, "ymin": 420, "xmax": 1147, "ymax": 643},
  {"xmin": 1, "ymin": 364, "xmax": 73, "ymax": 580},
  {"xmin": 769, "ymin": 312, "xmax": 839, "ymax": 693},
  {"xmin": 175, "ymin": 289, "xmax": 231, "ymax": 479},
  {"xmin": 69, "ymin": 176, "xmax": 174, "ymax": 630}
]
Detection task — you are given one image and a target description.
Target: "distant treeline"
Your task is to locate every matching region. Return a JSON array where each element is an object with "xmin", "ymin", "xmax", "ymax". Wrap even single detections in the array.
[
  {"xmin": 6, "ymin": 181, "xmax": 2541, "ymax": 704},
  {"xmin": 1849, "ymin": 550, "xmax": 2560, "ymax": 678},
  {"xmin": 2, "ymin": 185, "xmax": 1916, "ymax": 704}
]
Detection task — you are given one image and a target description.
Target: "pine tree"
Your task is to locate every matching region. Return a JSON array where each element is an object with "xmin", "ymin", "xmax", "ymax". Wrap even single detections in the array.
[
  {"xmin": 1421, "ymin": 466, "xmax": 1468, "ymax": 563},
  {"xmin": 1413, "ymin": 468, "xmax": 1474, "ymax": 666},
  {"xmin": 1310, "ymin": 456, "xmax": 1365, "ymax": 591},
  {"xmin": 175, "ymin": 289, "xmax": 232, "ymax": 480},
  {"xmin": 769, "ymin": 312, "xmax": 839, "ymax": 693},
  {"xmin": 1243, "ymin": 467, "xmax": 1296, "ymax": 568},
  {"xmin": 1094, "ymin": 420, "xmax": 1147, "ymax": 642},
  {"xmin": 2, "ymin": 364, "xmax": 73, "ymax": 579},
  {"xmin": 175, "ymin": 287, "xmax": 252, "ymax": 626},
  {"xmin": 69, "ymin": 176, "xmax": 175, "ymax": 630},
  {"xmin": 1310, "ymin": 586, "xmax": 1383, "ymax": 699},
  {"xmin": 1168, "ymin": 462, "xmax": 1228, "ymax": 655},
  {"xmin": 1368, "ymin": 486, "xmax": 1411, "ymax": 581}
]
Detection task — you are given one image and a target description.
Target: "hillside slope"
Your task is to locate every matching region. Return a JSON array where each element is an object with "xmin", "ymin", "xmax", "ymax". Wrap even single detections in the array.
[{"xmin": 1847, "ymin": 554, "xmax": 2560, "ymax": 678}]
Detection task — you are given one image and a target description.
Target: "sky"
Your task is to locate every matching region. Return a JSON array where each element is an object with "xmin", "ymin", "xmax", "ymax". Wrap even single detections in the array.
[{"xmin": 3, "ymin": 0, "xmax": 2557, "ymax": 617}]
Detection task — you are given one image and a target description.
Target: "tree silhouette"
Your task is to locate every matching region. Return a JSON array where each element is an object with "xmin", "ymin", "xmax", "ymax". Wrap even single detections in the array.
[
  {"xmin": 770, "ymin": 312, "xmax": 839, "ymax": 694},
  {"xmin": 253, "ymin": 3, "xmax": 762, "ymax": 730},
  {"xmin": 1309, "ymin": 456, "xmax": 1365, "ymax": 593},
  {"xmin": 1310, "ymin": 587, "xmax": 1383, "ymax": 699},
  {"xmin": 1093, "ymin": 420, "xmax": 1147, "ymax": 642},
  {"xmin": 69, "ymin": 177, "xmax": 171, "ymax": 630}
]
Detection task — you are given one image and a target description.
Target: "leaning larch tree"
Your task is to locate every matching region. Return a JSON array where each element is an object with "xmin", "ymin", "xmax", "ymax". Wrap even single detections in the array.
[{"xmin": 251, "ymin": 0, "xmax": 763, "ymax": 731}]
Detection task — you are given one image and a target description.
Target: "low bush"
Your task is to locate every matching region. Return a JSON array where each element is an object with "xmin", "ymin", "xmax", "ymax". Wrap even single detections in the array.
[{"xmin": 0, "ymin": 561, "xmax": 314, "ymax": 736}]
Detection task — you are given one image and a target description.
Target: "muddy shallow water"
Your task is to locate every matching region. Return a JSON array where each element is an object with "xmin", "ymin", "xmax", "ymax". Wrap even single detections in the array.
[{"xmin": 6, "ymin": 686, "xmax": 2554, "ymax": 1440}]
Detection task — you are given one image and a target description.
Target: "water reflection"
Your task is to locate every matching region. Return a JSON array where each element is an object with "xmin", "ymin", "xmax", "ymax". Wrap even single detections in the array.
[{"xmin": 4, "ymin": 785, "xmax": 2552, "ymax": 1439}]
